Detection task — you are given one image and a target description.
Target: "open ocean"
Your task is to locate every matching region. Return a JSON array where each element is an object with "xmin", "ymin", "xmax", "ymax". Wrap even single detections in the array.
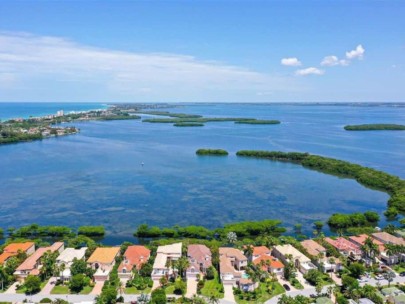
[{"xmin": 1, "ymin": 102, "xmax": 404, "ymax": 244}]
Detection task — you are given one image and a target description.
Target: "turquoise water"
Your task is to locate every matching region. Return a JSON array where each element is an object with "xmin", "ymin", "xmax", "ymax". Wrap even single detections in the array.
[
  {"xmin": 0, "ymin": 102, "xmax": 107, "ymax": 121},
  {"xmin": 0, "ymin": 103, "xmax": 404, "ymax": 244}
]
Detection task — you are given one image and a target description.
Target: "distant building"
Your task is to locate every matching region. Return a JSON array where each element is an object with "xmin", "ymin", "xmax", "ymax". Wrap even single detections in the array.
[
  {"xmin": 325, "ymin": 237, "xmax": 362, "ymax": 260},
  {"xmin": 56, "ymin": 110, "xmax": 64, "ymax": 117}
]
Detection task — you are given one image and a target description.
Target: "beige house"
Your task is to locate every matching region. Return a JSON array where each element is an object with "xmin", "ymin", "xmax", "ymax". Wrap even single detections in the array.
[
  {"xmin": 56, "ymin": 247, "xmax": 87, "ymax": 280},
  {"xmin": 151, "ymin": 243, "xmax": 182, "ymax": 279},
  {"xmin": 300, "ymin": 239, "xmax": 341, "ymax": 273},
  {"xmin": 272, "ymin": 244, "xmax": 316, "ymax": 274},
  {"xmin": 186, "ymin": 244, "xmax": 212, "ymax": 279}
]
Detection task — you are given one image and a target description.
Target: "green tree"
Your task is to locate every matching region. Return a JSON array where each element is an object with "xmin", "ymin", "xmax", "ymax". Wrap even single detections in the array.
[
  {"xmin": 151, "ymin": 288, "xmax": 166, "ymax": 304},
  {"xmin": 69, "ymin": 274, "xmax": 85, "ymax": 293},
  {"xmin": 173, "ymin": 278, "xmax": 186, "ymax": 295},
  {"xmin": 40, "ymin": 251, "xmax": 58, "ymax": 280},
  {"xmin": 174, "ymin": 256, "xmax": 190, "ymax": 278},
  {"xmin": 24, "ymin": 275, "xmax": 41, "ymax": 294},
  {"xmin": 348, "ymin": 263, "xmax": 365, "ymax": 279},
  {"xmin": 205, "ymin": 266, "xmax": 215, "ymax": 280}
]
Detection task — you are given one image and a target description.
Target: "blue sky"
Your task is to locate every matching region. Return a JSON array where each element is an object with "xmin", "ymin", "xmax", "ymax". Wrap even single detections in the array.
[{"xmin": 0, "ymin": 1, "xmax": 404, "ymax": 102}]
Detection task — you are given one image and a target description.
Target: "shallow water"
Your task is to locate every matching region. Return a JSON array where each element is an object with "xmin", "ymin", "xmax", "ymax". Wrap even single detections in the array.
[{"xmin": 1, "ymin": 103, "xmax": 404, "ymax": 244}]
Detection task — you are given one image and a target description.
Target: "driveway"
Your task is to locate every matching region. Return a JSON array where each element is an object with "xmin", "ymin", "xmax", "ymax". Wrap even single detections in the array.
[
  {"xmin": 295, "ymin": 272, "xmax": 312, "ymax": 289},
  {"xmin": 152, "ymin": 279, "xmax": 160, "ymax": 291},
  {"xmin": 186, "ymin": 278, "xmax": 197, "ymax": 297},
  {"xmin": 223, "ymin": 284, "xmax": 235, "ymax": 303},
  {"xmin": 41, "ymin": 277, "xmax": 57, "ymax": 295},
  {"xmin": 4, "ymin": 282, "xmax": 19, "ymax": 294},
  {"xmin": 90, "ymin": 281, "xmax": 104, "ymax": 295}
]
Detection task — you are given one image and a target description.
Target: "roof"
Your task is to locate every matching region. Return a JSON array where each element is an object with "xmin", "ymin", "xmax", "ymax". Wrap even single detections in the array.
[
  {"xmin": 239, "ymin": 278, "xmax": 254, "ymax": 285},
  {"xmin": 372, "ymin": 232, "xmax": 405, "ymax": 246},
  {"xmin": 57, "ymin": 247, "xmax": 87, "ymax": 264},
  {"xmin": 359, "ymin": 299, "xmax": 375, "ymax": 304},
  {"xmin": 87, "ymin": 247, "xmax": 120, "ymax": 264},
  {"xmin": 118, "ymin": 245, "xmax": 150, "ymax": 272},
  {"xmin": 252, "ymin": 246, "xmax": 271, "ymax": 256},
  {"xmin": 156, "ymin": 243, "xmax": 182, "ymax": 255},
  {"xmin": 325, "ymin": 237, "xmax": 361, "ymax": 254},
  {"xmin": 349, "ymin": 234, "xmax": 385, "ymax": 252},
  {"xmin": 219, "ymin": 247, "xmax": 247, "ymax": 261},
  {"xmin": 300, "ymin": 240, "xmax": 326, "ymax": 257},
  {"xmin": 253, "ymin": 255, "xmax": 284, "ymax": 270},
  {"xmin": 3, "ymin": 242, "xmax": 35, "ymax": 253},
  {"xmin": 0, "ymin": 252, "xmax": 15, "ymax": 264},
  {"xmin": 220, "ymin": 255, "xmax": 237, "ymax": 275},
  {"xmin": 381, "ymin": 287, "xmax": 401, "ymax": 296},
  {"xmin": 153, "ymin": 252, "xmax": 168, "ymax": 269},
  {"xmin": 188, "ymin": 245, "xmax": 211, "ymax": 261},
  {"xmin": 16, "ymin": 242, "xmax": 63, "ymax": 272},
  {"xmin": 316, "ymin": 297, "xmax": 333, "ymax": 304},
  {"xmin": 273, "ymin": 244, "xmax": 310, "ymax": 263}
]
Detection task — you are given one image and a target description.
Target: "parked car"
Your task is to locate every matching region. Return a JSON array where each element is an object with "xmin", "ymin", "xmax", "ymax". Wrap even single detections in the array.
[
  {"xmin": 400, "ymin": 272, "xmax": 405, "ymax": 277},
  {"xmin": 376, "ymin": 275, "xmax": 384, "ymax": 280},
  {"xmin": 283, "ymin": 284, "xmax": 291, "ymax": 291},
  {"xmin": 358, "ymin": 278, "xmax": 368, "ymax": 283}
]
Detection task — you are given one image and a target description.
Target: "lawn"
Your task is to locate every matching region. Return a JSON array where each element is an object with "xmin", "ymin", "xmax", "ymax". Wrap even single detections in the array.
[
  {"xmin": 200, "ymin": 272, "xmax": 224, "ymax": 299},
  {"xmin": 79, "ymin": 286, "xmax": 93, "ymax": 295},
  {"xmin": 165, "ymin": 284, "xmax": 175, "ymax": 295},
  {"xmin": 392, "ymin": 265, "xmax": 405, "ymax": 274},
  {"xmin": 290, "ymin": 278, "xmax": 304, "ymax": 290},
  {"xmin": 51, "ymin": 285, "xmax": 69, "ymax": 294},
  {"xmin": 235, "ymin": 282, "xmax": 285, "ymax": 304},
  {"xmin": 124, "ymin": 287, "xmax": 151, "ymax": 294},
  {"xmin": 16, "ymin": 280, "xmax": 48, "ymax": 294}
]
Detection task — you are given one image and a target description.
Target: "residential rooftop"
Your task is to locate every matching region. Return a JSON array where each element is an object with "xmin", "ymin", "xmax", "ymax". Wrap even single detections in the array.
[{"xmin": 87, "ymin": 247, "xmax": 120, "ymax": 265}]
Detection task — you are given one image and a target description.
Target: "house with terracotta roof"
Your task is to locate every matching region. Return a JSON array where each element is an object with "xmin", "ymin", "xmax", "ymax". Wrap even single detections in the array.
[
  {"xmin": 87, "ymin": 247, "xmax": 120, "ymax": 281},
  {"xmin": 250, "ymin": 246, "xmax": 284, "ymax": 275},
  {"xmin": 118, "ymin": 245, "xmax": 150, "ymax": 280},
  {"xmin": 152, "ymin": 243, "xmax": 182, "ymax": 280},
  {"xmin": 186, "ymin": 244, "xmax": 212, "ymax": 279},
  {"xmin": 0, "ymin": 242, "xmax": 35, "ymax": 265},
  {"xmin": 325, "ymin": 237, "xmax": 362, "ymax": 261},
  {"xmin": 219, "ymin": 247, "xmax": 254, "ymax": 290},
  {"xmin": 252, "ymin": 246, "xmax": 271, "ymax": 261},
  {"xmin": 14, "ymin": 242, "xmax": 64, "ymax": 280},
  {"xmin": 372, "ymin": 232, "xmax": 405, "ymax": 264},
  {"xmin": 56, "ymin": 247, "xmax": 87, "ymax": 281},
  {"xmin": 272, "ymin": 244, "xmax": 316, "ymax": 274}
]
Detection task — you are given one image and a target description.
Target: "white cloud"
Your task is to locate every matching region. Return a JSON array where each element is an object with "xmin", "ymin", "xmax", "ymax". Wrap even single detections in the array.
[
  {"xmin": 281, "ymin": 57, "xmax": 302, "ymax": 66},
  {"xmin": 346, "ymin": 44, "xmax": 365, "ymax": 60},
  {"xmin": 295, "ymin": 67, "xmax": 324, "ymax": 76},
  {"xmin": 0, "ymin": 31, "xmax": 302, "ymax": 102},
  {"xmin": 321, "ymin": 55, "xmax": 349, "ymax": 67}
]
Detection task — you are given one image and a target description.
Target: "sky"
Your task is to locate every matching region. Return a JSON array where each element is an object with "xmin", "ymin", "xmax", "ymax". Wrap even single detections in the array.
[{"xmin": 0, "ymin": 1, "xmax": 404, "ymax": 103}]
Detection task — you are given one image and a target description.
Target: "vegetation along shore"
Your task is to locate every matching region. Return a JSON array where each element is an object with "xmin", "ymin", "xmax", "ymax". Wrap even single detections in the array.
[{"xmin": 344, "ymin": 124, "xmax": 405, "ymax": 131}]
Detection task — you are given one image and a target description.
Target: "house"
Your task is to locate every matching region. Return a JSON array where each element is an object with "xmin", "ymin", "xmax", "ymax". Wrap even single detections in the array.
[
  {"xmin": 14, "ymin": 242, "xmax": 64, "ymax": 280},
  {"xmin": 372, "ymin": 232, "xmax": 405, "ymax": 264},
  {"xmin": 0, "ymin": 242, "xmax": 35, "ymax": 265},
  {"xmin": 219, "ymin": 248, "xmax": 248, "ymax": 271},
  {"xmin": 219, "ymin": 248, "xmax": 251, "ymax": 289},
  {"xmin": 272, "ymin": 244, "xmax": 316, "ymax": 274},
  {"xmin": 151, "ymin": 243, "xmax": 182, "ymax": 279},
  {"xmin": 349, "ymin": 234, "xmax": 385, "ymax": 264},
  {"xmin": 325, "ymin": 237, "xmax": 362, "ymax": 260},
  {"xmin": 252, "ymin": 246, "xmax": 271, "ymax": 261},
  {"xmin": 186, "ymin": 245, "xmax": 212, "ymax": 279},
  {"xmin": 251, "ymin": 246, "xmax": 284, "ymax": 275},
  {"xmin": 358, "ymin": 299, "xmax": 375, "ymax": 304},
  {"xmin": 118, "ymin": 245, "xmax": 150, "ymax": 280},
  {"xmin": 301, "ymin": 239, "xmax": 341, "ymax": 272},
  {"xmin": 87, "ymin": 247, "xmax": 120, "ymax": 282},
  {"xmin": 239, "ymin": 278, "xmax": 258, "ymax": 292},
  {"xmin": 56, "ymin": 247, "xmax": 87, "ymax": 281}
]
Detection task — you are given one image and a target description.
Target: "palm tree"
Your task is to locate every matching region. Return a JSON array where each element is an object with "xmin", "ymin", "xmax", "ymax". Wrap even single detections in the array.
[
  {"xmin": 0, "ymin": 266, "xmax": 7, "ymax": 291},
  {"xmin": 384, "ymin": 271, "xmax": 395, "ymax": 287},
  {"xmin": 174, "ymin": 256, "xmax": 190, "ymax": 279},
  {"xmin": 227, "ymin": 232, "xmax": 237, "ymax": 244},
  {"xmin": 360, "ymin": 237, "xmax": 380, "ymax": 263},
  {"xmin": 208, "ymin": 295, "xmax": 219, "ymax": 304},
  {"xmin": 244, "ymin": 245, "xmax": 254, "ymax": 261}
]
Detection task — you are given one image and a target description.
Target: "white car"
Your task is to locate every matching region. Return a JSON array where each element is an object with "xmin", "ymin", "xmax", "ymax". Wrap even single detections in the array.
[
  {"xmin": 375, "ymin": 275, "xmax": 384, "ymax": 280},
  {"xmin": 358, "ymin": 278, "xmax": 368, "ymax": 283}
]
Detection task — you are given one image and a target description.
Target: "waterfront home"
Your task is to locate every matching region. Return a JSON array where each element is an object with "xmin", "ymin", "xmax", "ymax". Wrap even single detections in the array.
[
  {"xmin": 56, "ymin": 247, "xmax": 87, "ymax": 281},
  {"xmin": 325, "ymin": 237, "xmax": 362, "ymax": 260},
  {"xmin": 0, "ymin": 242, "xmax": 35, "ymax": 265},
  {"xmin": 87, "ymin": 247, "xmax": 120, "ymax": 282},
  {"xmin": 14, "ymin": 242, "xmax": 64, "ymax": 280},
  {"xmin": 186, "ymin": 244, "xmax": 212, "ymax": 279},
  {"xmin": 349, "ymin": 234, "xmax": 385, "ymax": 264},
  {"xmin": 251, "ymin": 246, "xmax": 271, "ymax": 262},
  {"xmin": 151, "ymin": 242, "xmax": 182, "ymax": 279},
  {"xmin": 251, "ymin": 246, "xmax": 284, "ymax": 275},
  {"xmin": 372, "ymin": 232, "xmax": 405, "ymax": 264},
  {"xmin": 118, "ymin": 245, "xmax": 150, "ymax": 280},
  {"xmin": 300, "ymin": 239, "xmax": 341, "ymax": 272},
  {"xmin": 219, "ymin": 248, "xmax": 255, "ymax": 290},
  {"xmin": 272, "ymin": 244, "xmax": 316, "ymax": 274}
]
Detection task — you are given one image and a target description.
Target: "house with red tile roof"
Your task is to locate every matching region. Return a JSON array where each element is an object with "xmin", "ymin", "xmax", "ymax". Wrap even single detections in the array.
[
  {"xmin": 252, "ymin": 246, "xmax": 271, "ymax": 261},
  {"xmin": 250, "ymin": 246, "xmax": 284, "ymax": 275},
  {"xmin": 14, "ymin": 242, "xmax": 64, "ymax": 280},
  {"xmin": 118, "ymin": 245, "xmax": 150, "ymax": 280},
  {"xmin": 0, "ymin": 242, "xmax": 35, "ymax": 265},
  {"xmin": 371, "ymin": 232, "xmax": 405, "ymax": 265},
  {"xmin": 186, "ymin": 244, "xmax": 212, "ymax": 279},
  {"xmin": 87, "ymin": 247, "xmax": 121, "ymax": 282},
  {"xmin": 325, "ymin": 237, "xmax": 362, "ymax": 260}
]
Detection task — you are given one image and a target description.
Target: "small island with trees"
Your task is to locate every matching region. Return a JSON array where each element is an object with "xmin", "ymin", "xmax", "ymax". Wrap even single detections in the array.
[
  {"xmin": 196, "ymin": 148, "xmax": 229, "ymax": 156},
  {"xmin": 344, "ymin": 124, "xmax": 405, "ymax": 131}
]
